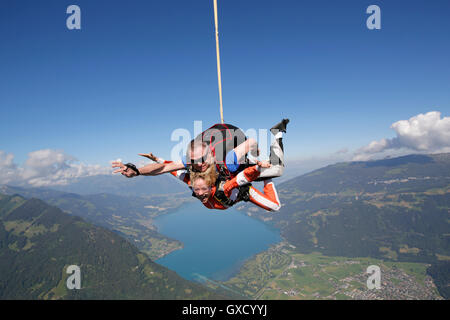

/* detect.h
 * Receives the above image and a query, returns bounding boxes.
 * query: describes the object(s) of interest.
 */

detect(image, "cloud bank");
[353,111,450,161]
[2,111,449,186]
[284,111,450,178]
[0,149,111,187]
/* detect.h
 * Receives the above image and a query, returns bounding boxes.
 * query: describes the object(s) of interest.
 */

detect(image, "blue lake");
[154,201,281,282]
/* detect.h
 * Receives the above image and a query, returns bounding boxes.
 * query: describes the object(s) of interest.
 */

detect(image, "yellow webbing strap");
[213,0,224,124]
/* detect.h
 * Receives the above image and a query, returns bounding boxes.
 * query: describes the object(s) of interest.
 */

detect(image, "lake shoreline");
[151,201,282,282]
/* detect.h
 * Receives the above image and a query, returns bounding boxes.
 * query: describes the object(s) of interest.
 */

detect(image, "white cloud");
[392,111,450,151]
[0,151,18,185]
[0,151,16,169]
[0,149,111,187]
[286,111,450,173]
[353,111,450,161]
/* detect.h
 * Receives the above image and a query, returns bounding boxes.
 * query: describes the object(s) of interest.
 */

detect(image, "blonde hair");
[190,160,218,188]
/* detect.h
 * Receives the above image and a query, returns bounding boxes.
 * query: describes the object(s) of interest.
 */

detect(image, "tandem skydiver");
[128,119,289,212]
[112,119,289,184]
[144,153,281,212]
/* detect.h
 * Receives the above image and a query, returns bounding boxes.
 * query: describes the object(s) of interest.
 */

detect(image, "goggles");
[186,149,212,172]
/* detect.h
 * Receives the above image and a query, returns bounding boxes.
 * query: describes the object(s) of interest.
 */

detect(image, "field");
[220,242,443,300]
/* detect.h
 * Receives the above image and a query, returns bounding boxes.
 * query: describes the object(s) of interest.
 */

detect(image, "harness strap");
[213,180,251,208]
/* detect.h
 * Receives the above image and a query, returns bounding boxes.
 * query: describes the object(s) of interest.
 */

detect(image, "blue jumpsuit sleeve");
[225,150,239,173]
[181,155,188,169]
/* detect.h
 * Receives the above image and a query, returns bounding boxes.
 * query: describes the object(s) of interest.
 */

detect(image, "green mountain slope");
[245,153,450,260]
[0,185,192,259]
[236,153,450,298]
[0,194,226,299]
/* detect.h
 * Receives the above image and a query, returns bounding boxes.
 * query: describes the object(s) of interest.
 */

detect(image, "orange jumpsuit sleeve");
[223,165,260,195]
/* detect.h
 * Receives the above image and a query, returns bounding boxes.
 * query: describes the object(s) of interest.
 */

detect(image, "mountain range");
[0,193,228,299]
[1,152,449,299]
[237,153,450,298]
[0,185,194,260]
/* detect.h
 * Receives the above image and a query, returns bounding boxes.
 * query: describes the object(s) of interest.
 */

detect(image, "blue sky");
[1,0,450,173]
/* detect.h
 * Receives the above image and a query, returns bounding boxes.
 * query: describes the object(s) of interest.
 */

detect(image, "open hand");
[138,152,158,162]
[112,161,137,178]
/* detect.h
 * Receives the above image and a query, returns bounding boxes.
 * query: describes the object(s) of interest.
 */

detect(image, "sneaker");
[270,118,289,135]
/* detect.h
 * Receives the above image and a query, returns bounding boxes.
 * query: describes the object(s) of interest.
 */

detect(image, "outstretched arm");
[233,138,259,162]
[140,161,185,175]
[138,153,191,186]
[112,160,185,177]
